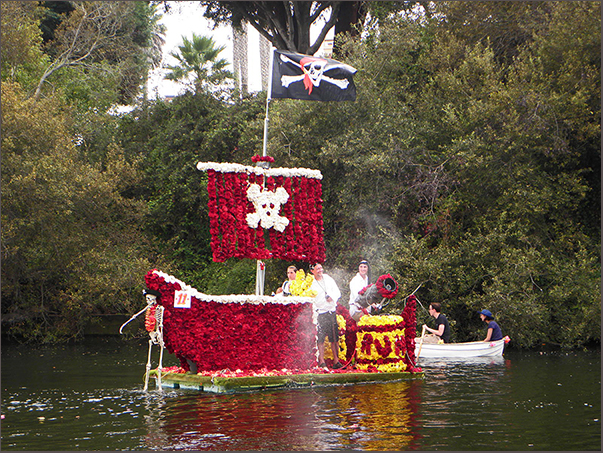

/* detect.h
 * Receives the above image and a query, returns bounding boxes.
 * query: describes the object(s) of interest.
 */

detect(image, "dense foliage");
[1,1,163,341]
[267,1,600,348]
[1,1,599,348]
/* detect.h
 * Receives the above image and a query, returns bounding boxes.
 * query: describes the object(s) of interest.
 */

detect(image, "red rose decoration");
[251,155,275,163]
[144,270,317,373]
[375,274,398,299]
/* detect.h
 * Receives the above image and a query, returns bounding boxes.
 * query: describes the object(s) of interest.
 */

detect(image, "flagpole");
[255,48,275,295]
[262,48,274,157]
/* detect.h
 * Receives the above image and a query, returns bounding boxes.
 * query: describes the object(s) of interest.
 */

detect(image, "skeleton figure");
[119,289,166,391]
[142,290,165,392]
[246,183,290,232]
[280,54,351,93]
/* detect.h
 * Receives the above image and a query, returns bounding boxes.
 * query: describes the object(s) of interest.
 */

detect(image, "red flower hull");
[145,270,317,372]
[144,270,421,374]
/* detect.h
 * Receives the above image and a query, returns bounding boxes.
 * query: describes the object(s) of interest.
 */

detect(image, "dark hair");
[430,302,442,313]
[358,260,371,284]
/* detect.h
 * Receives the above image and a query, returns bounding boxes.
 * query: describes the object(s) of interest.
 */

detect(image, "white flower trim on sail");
[196,161,323,179]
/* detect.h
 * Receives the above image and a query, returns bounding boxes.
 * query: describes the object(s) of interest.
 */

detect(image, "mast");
[255,48,275,295]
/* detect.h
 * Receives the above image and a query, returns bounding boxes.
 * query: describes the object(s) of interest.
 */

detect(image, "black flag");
[270,50,357,101]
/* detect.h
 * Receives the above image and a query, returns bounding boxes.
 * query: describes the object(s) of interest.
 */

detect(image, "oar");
[416,325,427,361]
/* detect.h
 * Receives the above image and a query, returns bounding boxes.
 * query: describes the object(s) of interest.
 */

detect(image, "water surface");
[1,338,600,450]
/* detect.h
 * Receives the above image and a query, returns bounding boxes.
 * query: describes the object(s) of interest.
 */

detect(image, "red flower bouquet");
[401,294,418,368]
[375,274,399,299]
[251,155,275,163]
[145,306,156,332]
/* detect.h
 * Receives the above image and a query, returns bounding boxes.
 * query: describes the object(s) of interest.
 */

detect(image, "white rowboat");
[415,338,507,359]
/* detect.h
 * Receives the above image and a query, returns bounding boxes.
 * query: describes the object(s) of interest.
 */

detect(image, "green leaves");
[265,2,600,348]
[164,33,233,93]
[2,1,598,348]
[1,81,153,341]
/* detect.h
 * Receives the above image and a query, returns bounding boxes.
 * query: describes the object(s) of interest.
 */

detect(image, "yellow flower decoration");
[289,269,317,297]
[357,314,405,328]
[356,315,407,372]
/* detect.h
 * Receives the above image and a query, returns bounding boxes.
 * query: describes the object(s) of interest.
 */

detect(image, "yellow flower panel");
[357,314,405,328]
[355,315,407,372]
[289,269,317,297]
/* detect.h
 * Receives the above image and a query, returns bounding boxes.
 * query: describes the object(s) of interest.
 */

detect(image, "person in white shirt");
[310,263,343,369]
[348,260,376,321]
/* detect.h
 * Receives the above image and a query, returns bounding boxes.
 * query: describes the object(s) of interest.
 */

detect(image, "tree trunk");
[233,21,249,96]
[333,1,366,56]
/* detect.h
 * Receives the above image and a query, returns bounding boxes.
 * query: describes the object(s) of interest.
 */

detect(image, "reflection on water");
[334,382,422,450]
[1,339,600,451]
[143,381,422,451]
[415,353,600,451]
[418,357,510,433]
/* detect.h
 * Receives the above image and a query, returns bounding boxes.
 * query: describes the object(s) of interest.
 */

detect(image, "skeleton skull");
[305,60,326,85]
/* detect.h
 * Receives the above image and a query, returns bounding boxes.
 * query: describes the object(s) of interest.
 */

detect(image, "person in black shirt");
[423,302,451,343]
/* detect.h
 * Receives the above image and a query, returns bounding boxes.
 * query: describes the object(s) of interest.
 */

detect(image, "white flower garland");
[196,161,323,180]
[152,270,316,306]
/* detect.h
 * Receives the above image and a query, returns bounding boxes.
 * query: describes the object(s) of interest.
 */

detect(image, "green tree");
[0,2,166,342]
[265,2,600,348]
[164,33,232,93]
[0,2,49,89]
[28,1,164,107]
[1,82,156,341]
[116,90,265,288]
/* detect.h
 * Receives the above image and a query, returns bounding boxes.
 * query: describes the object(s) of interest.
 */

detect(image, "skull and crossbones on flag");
[271,50,357,102]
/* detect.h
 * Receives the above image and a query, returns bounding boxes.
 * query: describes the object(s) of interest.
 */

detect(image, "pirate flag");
[271,50,357,101]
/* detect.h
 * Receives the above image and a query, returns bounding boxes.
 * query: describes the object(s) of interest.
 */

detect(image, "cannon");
[354,274,399,316]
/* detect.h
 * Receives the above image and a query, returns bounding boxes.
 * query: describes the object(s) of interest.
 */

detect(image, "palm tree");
[164,33,232,92]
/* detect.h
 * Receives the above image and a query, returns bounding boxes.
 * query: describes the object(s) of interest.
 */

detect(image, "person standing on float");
[348,260,374,321]
[281,265,297,296]
[310,263,343,369]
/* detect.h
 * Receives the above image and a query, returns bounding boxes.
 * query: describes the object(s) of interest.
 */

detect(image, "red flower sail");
[198,162,325,264]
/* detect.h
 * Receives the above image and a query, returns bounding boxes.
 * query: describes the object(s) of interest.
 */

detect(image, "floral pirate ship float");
[122,50,424,393]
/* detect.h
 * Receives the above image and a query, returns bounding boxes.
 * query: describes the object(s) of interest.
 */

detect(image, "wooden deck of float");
[150,370,425,393]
